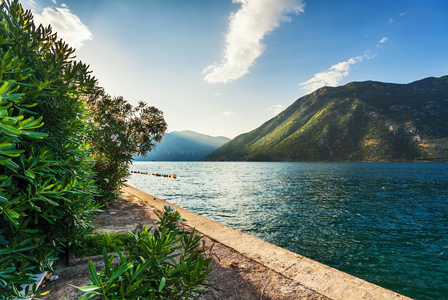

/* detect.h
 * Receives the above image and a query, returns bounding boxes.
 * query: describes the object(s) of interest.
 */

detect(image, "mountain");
[205,76,448,162]
[135,130,230,161]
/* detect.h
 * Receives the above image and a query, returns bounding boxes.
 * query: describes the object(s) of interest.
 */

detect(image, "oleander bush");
[0,1,100,298]
[77,208,212,300]
[0,1,171,299]
[85,90,167,205]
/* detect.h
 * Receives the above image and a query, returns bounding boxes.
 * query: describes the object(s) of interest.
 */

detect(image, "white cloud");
[32,5,93,49]
[267,104,285,115]
[223,111,235,116]
[387,18,394,24]
[298,56,366,94]
[399,12,407,17]
[203,0,304,84]
[377,37,388,47]
[51,0,57,4]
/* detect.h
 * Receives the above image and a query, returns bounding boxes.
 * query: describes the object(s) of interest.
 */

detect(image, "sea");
[127,161,448,300]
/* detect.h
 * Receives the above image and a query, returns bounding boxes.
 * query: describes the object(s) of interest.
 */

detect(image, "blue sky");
[23,0,448,138]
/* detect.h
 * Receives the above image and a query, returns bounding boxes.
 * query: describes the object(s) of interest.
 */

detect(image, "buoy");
[173,174,177,179]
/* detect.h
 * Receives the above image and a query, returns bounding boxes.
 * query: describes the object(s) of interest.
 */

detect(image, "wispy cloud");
[32,4,93,49]
[298,55,367,94]
[267,104,285,115]
[203,0,304,84]
[51,0,57,4]
[223,111,235,116]
[387,11,407,25]
[377,37,388,47]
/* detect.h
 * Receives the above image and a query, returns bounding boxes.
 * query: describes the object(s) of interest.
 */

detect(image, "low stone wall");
[124,184,412,300]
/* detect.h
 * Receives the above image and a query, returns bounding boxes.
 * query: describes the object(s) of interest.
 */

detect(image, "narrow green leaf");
[0,123,21,135]
[124,281,141,296]
[5,214,18,226]
[158,277,166,292]
[43,184,55,190]
[0,143,12,148]
[105,262,132,285]
[0,80,14,94]
[76,285,100,292]
[0,157,11,165]
[88,261,101,287]
[0,149,24,157]
[76,290,101,300]
[25,170,35,179]
[21,131,48,139]
[5,160,19,170]
[40,196,59,206]
[132,259,152,279]
[5,208,19,218]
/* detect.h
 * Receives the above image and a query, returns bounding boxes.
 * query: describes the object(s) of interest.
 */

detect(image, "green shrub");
[77,208,212,300]
[0,1,100,298]
[0,1,168,298]
[73,233,130,258]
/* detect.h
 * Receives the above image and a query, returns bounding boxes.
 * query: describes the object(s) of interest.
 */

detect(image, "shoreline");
[124,184,411,300]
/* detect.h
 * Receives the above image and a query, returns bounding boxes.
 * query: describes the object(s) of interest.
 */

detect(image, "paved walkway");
[39,185,411,299]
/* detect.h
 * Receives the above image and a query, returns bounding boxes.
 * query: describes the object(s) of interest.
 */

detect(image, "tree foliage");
[86,89,167,205]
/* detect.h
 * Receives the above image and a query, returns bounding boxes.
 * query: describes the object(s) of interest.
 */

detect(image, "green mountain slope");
[205,76,448,161]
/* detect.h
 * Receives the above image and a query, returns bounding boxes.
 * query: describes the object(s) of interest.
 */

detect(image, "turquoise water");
[127,162,448,299]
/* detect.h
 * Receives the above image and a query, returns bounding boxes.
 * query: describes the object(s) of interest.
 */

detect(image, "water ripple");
[128,162,448,300]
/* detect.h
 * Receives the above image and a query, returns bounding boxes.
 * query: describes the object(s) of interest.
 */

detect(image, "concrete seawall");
[124,184,411,300]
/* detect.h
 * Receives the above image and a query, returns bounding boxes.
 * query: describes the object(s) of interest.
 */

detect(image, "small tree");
[86,89,167,204]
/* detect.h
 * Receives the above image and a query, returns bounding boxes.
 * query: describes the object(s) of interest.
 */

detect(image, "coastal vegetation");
[0,1,197,299]
[0,1,99,297]
[206,76,448,161]
[77,208,212,299]
[86,90,167,205]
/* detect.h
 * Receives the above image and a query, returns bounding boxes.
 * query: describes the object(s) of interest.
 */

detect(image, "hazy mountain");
[205,76,448,162]
[135,130,230,161]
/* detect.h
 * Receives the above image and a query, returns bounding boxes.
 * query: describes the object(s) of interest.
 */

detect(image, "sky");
[22,0,448,139]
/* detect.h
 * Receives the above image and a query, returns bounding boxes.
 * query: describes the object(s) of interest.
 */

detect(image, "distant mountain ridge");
[136,130,230,161]
[205,76,448,161]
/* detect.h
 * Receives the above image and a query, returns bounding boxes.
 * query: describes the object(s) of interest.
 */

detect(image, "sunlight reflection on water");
[127,161,448,299]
